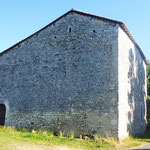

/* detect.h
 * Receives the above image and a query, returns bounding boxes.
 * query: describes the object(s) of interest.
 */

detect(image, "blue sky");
[0,0,150,61]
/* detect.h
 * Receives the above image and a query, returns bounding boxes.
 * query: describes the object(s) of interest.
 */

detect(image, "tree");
[146,61,150,127]
[147,61,150,98]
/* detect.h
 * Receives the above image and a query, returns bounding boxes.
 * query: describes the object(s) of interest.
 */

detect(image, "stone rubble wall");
[0,12,119,137]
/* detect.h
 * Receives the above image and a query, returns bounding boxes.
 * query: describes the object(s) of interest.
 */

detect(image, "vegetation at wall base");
[0,126,118,150]
[1,126,150,149]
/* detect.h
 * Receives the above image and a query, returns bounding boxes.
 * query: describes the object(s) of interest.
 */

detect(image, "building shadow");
[127,46,146,137]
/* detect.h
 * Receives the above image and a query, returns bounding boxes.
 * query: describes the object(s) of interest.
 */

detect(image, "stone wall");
[0,12,119,137]
[118,27,147,139]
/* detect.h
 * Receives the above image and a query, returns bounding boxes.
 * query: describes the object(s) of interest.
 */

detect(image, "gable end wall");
[0,13,119,137]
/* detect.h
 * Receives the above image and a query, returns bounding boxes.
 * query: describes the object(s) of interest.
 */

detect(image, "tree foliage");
[146,61,150,127]
[147,61,150,98]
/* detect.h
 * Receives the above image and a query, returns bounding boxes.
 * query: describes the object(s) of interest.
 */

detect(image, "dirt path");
[131,143,150,149]
[11,141,81,150]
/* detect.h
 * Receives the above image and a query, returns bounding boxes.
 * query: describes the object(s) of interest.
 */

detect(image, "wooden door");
[0,104,6,126]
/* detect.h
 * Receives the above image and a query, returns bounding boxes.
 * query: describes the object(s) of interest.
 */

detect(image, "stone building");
[0,9,148,139]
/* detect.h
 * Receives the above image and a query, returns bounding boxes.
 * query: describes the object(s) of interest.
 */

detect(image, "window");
[69,28,71,33]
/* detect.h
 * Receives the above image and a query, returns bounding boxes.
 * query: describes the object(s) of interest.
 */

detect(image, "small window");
[93,30,96,33]
[69,28,72,33]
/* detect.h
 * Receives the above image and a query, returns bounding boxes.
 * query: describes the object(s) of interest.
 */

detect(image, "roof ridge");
[71,9,124,25]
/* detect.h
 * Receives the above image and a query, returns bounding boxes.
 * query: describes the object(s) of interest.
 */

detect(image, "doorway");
[0,104,6,126]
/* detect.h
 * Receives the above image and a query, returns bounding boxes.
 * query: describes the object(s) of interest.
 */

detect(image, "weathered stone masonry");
[0,10,147,139]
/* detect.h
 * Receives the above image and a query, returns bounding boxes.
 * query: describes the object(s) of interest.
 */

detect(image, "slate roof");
[0,9,148,64]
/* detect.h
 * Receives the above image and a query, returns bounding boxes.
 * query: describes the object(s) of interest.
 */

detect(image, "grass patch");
[118,137,143,149]
[0,127,118,150]
[2,127,150,150]
[118,131,150,149]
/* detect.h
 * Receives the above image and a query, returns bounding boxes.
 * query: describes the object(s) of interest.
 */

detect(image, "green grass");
[0,127,117,150]
[2,127,150,150]
[118,137,144,149]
